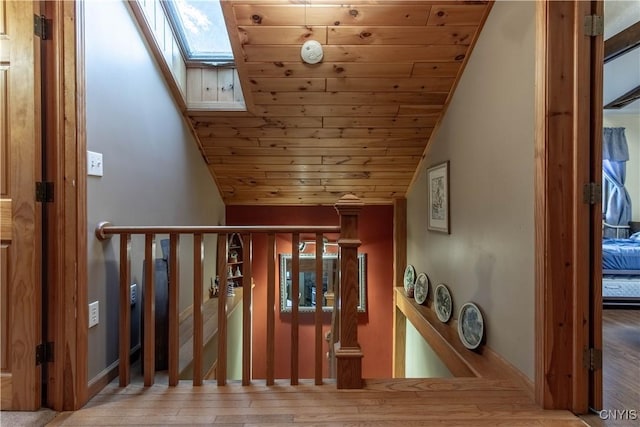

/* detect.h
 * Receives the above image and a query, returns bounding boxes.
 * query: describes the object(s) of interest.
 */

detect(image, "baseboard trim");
[87,345,141,400]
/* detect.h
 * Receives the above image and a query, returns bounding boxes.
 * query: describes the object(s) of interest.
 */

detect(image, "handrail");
[95,222,341,240]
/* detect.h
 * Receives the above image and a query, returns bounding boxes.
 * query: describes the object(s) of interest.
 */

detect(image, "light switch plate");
[87,151,103,176]
[88,301,99,328]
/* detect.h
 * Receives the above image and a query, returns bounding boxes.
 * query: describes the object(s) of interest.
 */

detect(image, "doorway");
[592,0,640,422]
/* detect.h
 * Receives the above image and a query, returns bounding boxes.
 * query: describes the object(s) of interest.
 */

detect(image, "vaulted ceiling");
[190,1,493,205]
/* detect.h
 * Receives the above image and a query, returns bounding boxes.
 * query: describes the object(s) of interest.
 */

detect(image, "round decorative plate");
[414,273,429,305]
[403,265,416,297]
[457,302,484,350]
[434,284,452,323]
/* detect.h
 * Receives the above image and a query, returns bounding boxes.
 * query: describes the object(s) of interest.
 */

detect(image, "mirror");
[279,253,366,313]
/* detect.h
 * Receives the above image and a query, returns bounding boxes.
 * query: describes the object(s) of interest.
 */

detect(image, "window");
[163,0,234,64]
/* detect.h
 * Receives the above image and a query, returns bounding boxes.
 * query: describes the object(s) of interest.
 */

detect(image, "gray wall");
[85,0,225,380]
[406,1,536,380]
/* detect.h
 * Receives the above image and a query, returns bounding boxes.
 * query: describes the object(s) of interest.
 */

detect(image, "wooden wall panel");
[1,68,7,197]
[1,247,9,371]
[232,5,433,26]
[328,26,476,45]
[245,62,414,78]
[239,26,327,45]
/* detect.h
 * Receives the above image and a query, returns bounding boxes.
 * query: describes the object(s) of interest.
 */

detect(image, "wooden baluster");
[119,234,131,387]
[315,232,323,385]
[266,232,276,385]
[291,233,300,385]
[143,234,156,387]
[334,195,364,389]
[216,234,228,386]
[168,234,180,386]
[241,233,252,386]
[193,234,204,386]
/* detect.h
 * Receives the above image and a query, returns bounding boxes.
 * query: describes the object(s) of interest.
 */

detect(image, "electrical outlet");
[87,151,103,176]
[88,301,99,328]
[130,283,137,306]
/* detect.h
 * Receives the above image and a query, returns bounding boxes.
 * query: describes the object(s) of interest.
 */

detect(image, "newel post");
[334,194,364,389]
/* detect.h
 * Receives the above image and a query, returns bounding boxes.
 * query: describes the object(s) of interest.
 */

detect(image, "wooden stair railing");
[94,195,363,389]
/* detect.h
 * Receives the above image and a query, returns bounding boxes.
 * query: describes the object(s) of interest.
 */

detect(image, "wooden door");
[0,0,43,410]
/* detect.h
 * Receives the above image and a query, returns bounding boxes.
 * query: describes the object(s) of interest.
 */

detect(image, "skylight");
[163,0,234,64]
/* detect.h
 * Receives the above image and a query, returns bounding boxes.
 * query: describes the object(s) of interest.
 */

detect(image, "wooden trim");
[73,0,88,409]
[314,232,323,385]
[192,234,204,386]
[604,21,640,63]
[290,233,299,385]
[589,0,604,412]
[534,0,548,411]
[143,235,156,386]
[241,233,252,386]
[395,289,534,398]
[535,0,594,412]
[266,232,275,385]
[118,234,132,387]
[0,199,11,242]
[0,373,12,408]
[572,0,592,413]
[168,234,180,386]
[216,234,228,386]
[392,197,407,378]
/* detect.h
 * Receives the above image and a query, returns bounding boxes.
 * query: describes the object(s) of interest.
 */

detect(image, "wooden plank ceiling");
[190,1,493,205]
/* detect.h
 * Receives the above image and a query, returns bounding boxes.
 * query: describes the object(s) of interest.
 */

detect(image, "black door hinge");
[583,347,602,371]
[34,15,51,40]
[36,182,54,203]
[583,182,601,205]
[36,342,54,365]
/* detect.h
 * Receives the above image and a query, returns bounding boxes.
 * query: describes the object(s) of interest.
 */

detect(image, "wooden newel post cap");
[334,194,364,215]
[95,221,113,241]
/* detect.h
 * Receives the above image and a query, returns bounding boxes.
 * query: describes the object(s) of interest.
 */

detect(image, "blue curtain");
[602,127,632,238]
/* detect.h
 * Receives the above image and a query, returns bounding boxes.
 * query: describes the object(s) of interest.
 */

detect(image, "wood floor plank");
[49,377,584,426]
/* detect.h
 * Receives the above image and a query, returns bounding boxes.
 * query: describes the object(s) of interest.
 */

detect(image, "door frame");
[534,0,603,413]
[40,0,88,411]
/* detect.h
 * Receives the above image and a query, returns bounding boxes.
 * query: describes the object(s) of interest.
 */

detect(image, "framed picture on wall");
[427,161,450,234]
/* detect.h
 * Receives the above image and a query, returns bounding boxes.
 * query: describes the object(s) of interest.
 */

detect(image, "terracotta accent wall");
[226,205,393,379]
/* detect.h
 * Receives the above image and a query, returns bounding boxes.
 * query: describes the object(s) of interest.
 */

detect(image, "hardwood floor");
[582,309,640,427]
[47,377,586,426]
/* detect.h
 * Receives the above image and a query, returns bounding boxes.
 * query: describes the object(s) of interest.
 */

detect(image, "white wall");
[86,0,225,380]
[405,320,453,378]
[603,113,640,222]
[406,1,536,380]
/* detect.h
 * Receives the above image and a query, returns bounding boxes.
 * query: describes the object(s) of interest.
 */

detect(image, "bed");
[602,231,640,307]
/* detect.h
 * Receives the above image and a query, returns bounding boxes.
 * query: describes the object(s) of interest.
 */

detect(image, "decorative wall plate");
[403,265,416,298]
[414,273,429,305]
[457,302,484,350]
[434,283,452,323]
